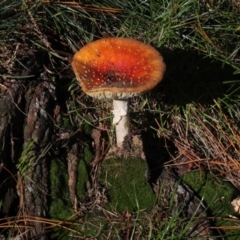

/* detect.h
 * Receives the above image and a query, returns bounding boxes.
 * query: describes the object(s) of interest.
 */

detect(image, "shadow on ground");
[151,48,240,106]
[133,48,240,185]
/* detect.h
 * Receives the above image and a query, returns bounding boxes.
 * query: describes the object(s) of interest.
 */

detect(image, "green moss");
[49,157,72,220]
[98,158,155,212]
[49,199,72,220]
[83,120,93,135]
[17,140,36,175]
[183,171,240,239]
[61,117,71,129]
[49,146,93,219]
[76,147,93,200]
[183,171,237,215]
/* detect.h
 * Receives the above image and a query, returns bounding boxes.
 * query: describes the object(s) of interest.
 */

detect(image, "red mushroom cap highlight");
[72,38,166,99]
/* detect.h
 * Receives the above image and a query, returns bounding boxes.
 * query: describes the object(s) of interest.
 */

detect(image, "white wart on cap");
[72,38,166,99]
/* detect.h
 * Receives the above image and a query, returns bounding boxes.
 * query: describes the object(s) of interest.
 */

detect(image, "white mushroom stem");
[112,99,130,147]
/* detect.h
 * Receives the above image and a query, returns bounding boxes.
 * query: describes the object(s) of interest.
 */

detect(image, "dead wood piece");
[67,143,79,210]
[91,128,109,166]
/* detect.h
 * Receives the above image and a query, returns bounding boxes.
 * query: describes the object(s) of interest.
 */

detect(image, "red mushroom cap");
[72,38,166,99]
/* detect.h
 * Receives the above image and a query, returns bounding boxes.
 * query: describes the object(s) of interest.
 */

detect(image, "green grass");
[1,0,240,239]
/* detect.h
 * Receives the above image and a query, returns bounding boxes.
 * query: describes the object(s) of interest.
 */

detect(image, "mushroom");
[72,37,165,147]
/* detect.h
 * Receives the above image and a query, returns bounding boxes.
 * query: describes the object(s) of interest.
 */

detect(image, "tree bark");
[19,81,55,239]
[0,80,24,217]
